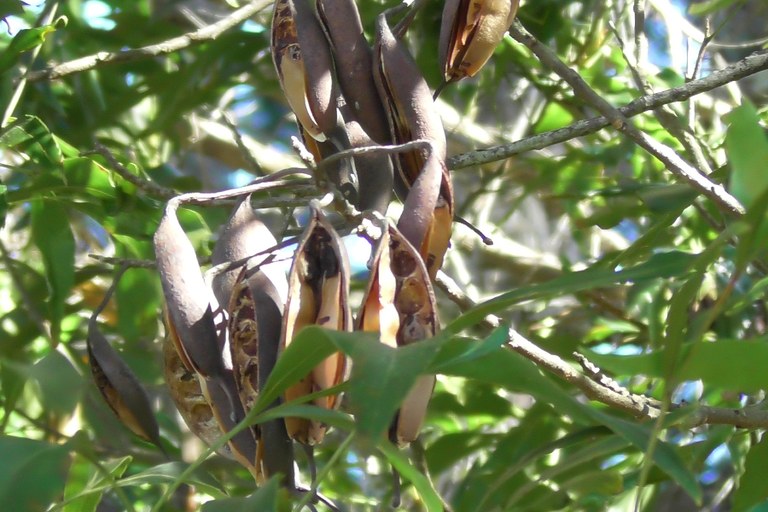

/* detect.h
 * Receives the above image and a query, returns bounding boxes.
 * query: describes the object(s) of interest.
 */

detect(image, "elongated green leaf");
[28,350,82,418]
[62,456,132,512]
[438,347,593,423]
[429,325,509,372]
[31,200,75,342]
[593,412,701,503]
[587,339,768,393]
[0,436,71,511]
[201,476,281,512]
[117,462,224,497]
[378,441,443,512]
[732,434,768,512]
[0,115,63,165]
[253,325,339,416]
[332,332,443,441]
[446,251,696,335]
[0,24,57,73]
[726,102,768,208]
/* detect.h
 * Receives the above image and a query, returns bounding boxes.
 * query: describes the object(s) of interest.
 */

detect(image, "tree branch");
[438,271,768,429]
[447,47,768,183]
[26,0,272,82]
[504,21,745,216]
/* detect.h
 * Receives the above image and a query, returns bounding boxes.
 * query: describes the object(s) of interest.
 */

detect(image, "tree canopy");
[2,0,768,510]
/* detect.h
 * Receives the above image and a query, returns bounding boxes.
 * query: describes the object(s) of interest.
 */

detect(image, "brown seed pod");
[357,223,437,445]
[315,0,390,145]
[162,321,234,459]
[280,205,350,445]
[228,261,295,485]
[154,204,260,480]
[373,13,447,186]
[439,0,520,85]
[272,0,338,142]
[211,195,280,310]
[373,14,454,278]
[153,205,223,380]
[87,319,163,450]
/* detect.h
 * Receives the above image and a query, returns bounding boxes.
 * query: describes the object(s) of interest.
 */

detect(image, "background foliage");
[2,0,768,510]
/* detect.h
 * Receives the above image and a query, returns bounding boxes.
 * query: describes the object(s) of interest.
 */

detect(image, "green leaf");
[62,455,132,512]
[733,434,768,512]
[117,462,224,497]
[28,350,83,418]
[587,339,768,393]
[30,200,75,342]
[0,24,57,74]
[0,435,71,511]
[429,325,509,373]
[331,331,444,441]
[378,441,444,512]
[726,102,768,208]
[438,347,593,424]
[0,115,63,165]
[446,251,696,335]
[591,413,701,503]
[253,325,338,416]
[201,477,282,512]
[689,0,740,15]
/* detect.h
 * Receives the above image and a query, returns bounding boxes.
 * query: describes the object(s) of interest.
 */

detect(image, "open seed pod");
[228,259,295,485]
[162,319,234,459]
[154,204,260,480]
[87,319,163,450]
[373,14,454,278]
[272,0,338,142]
[357,222,438,445]
[280,205,351,445]
[439,0,520,86]
[373,13,447,188]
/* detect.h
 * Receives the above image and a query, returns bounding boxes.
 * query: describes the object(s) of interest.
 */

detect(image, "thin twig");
[86,144,177,200]
[26,0,273,82]
[508,21,745,217]
[447,49,768,174]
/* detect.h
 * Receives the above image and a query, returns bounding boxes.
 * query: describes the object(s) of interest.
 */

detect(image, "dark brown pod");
[357,223,437,445]
[280,205,351,445]
[87,319,163,450]
[272,0,338,141]
[316,0,390,145]
[439,0,520,85]
[154,204,260,480]
[211,196,279,309]
[228,261,295,485]
[373,13,447,188]
[153,205,223,380]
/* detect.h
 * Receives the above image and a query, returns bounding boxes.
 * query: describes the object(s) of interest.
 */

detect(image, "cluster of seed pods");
[86,0,518,494]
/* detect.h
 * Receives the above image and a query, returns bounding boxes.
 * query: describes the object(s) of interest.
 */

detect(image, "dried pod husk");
[272,0,338,142]
[228,262,295,486]
[153,205,224,380]
[397,150,454,280]
[357,223,437,445]
[154,205,260,479]
[280,206,351,445]
[87,319,163,450]
[373,15,454,277]
[316,0,390,145]
[211,195,281,310]
[162,322,234,459]
[373,13,447,188]
[439,0,520,84]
